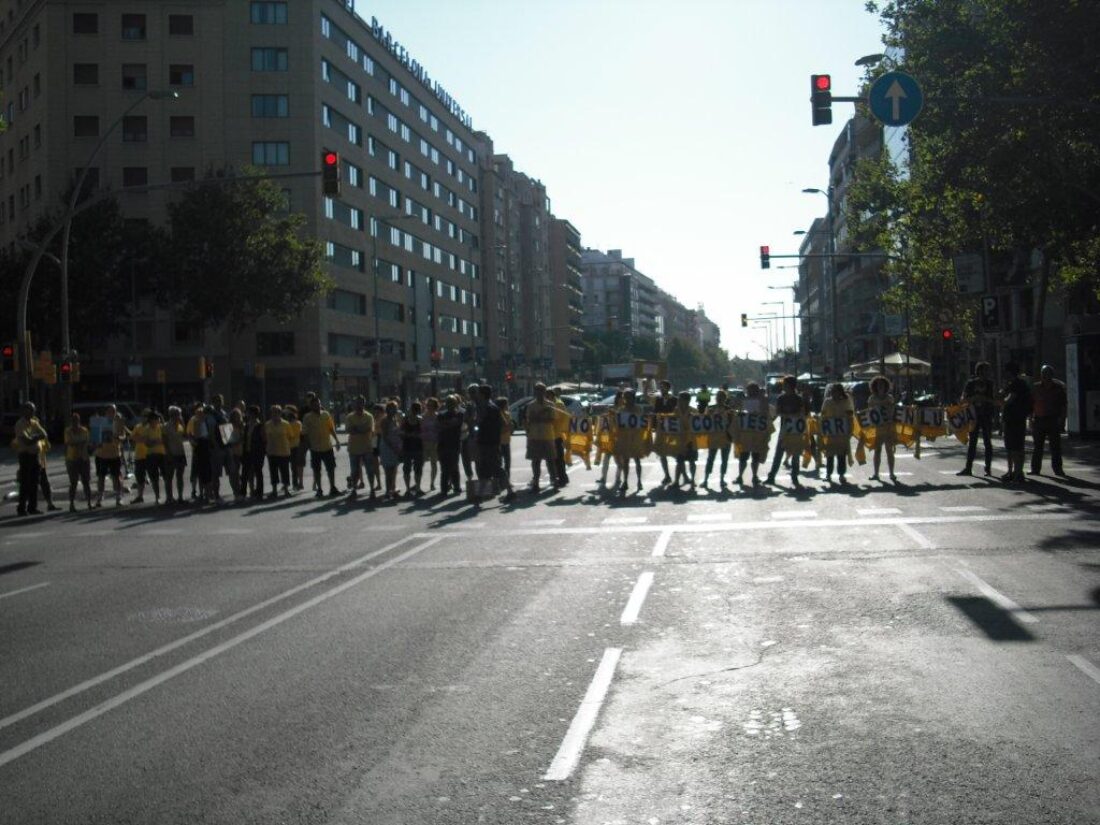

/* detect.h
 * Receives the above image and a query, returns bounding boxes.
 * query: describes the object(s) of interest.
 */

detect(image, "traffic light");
[760,245,770,270]
[60,361,72,383]
[741,313,748,328]
[505,370,514,383]
[322,151,341,197]
[942,328,954,341]
[1,343,14,372]
[811,74,833,126]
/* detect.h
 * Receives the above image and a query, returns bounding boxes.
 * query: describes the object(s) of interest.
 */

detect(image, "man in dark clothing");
[460,383,479,481]
[1000,363,1032,483]
[957,361,996,476]
[1030,364,1067,476]
[474,384,514,501]
[766,375,809,487]
[436,396,464,497]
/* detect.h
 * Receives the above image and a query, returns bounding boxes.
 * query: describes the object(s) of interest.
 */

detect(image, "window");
[170,167,195,182]
[173,322,201,345]
[257,331,295,356]
[169,116,195,137]
[252,141,289,165]
[168,14,193,35]
[327,289,367,316]
[121,63,147,91]
[325,241,363,271]
[72,12,97,34]
[376,299,404,322]
[122,115,147,142]
[73,115,99,137]
[327,333,365,358]
[251,94,288,118]
[73,63,98,85]
[251,47,287,72]
[168,64,194,86]
[33,123,40,147]
[121,13,146,40]
[250,2,288,24]
[122,167,148,187]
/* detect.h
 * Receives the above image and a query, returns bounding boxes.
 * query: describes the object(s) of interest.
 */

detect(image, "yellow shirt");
[11,416,47,456]
[301,410,336,452]
[264,419,292,457]
[344,410,375,455]
[65,425,90,461]
[500,410,513,445]
[287,419,302,449]
[163,421,186,456]
[144,422,166,455]
[525,401,556,442]
[131,423,148,460]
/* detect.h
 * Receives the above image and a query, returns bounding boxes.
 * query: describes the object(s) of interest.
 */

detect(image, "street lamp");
[762,301,787,355]
[802,186,838,378]
[17,89,179,401]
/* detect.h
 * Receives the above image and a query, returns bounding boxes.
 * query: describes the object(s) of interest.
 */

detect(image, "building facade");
[580,248,660,344]
[0,0,490,403]
[548,217,583,379]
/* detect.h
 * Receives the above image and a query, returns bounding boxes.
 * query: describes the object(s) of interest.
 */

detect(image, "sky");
[362,0,887,361]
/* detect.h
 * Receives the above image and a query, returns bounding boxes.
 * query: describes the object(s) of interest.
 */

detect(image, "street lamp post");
[802,187,837,377]
[16,90,178,402]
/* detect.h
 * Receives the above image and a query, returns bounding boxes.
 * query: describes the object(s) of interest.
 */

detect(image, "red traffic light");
[60,362,72,374]
[814,74,832,91]
[505,370,515,382]
[942,328,954,341]
[1,344,13,358]
[323,152,338,167]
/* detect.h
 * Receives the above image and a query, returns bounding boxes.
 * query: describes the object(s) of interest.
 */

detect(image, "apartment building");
[0,0,489,402]
[548,217,583,378]
[580,248,660,343]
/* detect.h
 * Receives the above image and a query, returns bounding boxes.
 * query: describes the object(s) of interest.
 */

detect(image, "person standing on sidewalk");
[957,361,996,477]
[11,402,48,516]
[302,396,342,497]
[95,404,130,508]
[524,383,557,493]
[436,395,463,497]
[163,406,187,505]
[1030,365,1067,476]
[264,405,292,499]
[344,396,375,499]
[64,411,93,511]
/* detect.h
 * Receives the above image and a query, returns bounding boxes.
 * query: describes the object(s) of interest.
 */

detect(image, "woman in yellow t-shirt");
[284,405,305,491]
[612,390,650,494]
[264,405,293,498]
[162,406,187,504]
[64,411,93,511]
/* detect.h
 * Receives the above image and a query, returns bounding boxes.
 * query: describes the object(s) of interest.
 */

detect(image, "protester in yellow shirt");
[284,404,305,491]
[496,395,515,496]
[612,389,649,494]
[162,406,187,505]
[264,405,293,498]
[820,383,855,485]
[11,402,48,516]
[344,396,375,499]
[94,404,129,507]
[301,396,342,497]
[524,383,557,492]
[64,411,93,511]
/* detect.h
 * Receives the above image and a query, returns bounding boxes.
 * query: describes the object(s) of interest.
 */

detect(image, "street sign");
[883,314,904,336]
[127,362,143,378]
[868,71,923,127]
[981,295,1000,332]
[952,253,985,295]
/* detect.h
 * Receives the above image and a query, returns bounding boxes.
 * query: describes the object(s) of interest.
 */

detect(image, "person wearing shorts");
[264,405,293,498]
[94,404,128,507]
[302,396,341,497]
[162,406,187,504]
[344,396,375,499]
[64,411,93,511]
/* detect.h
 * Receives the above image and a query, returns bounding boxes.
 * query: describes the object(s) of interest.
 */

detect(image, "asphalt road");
[1,436,1098,825]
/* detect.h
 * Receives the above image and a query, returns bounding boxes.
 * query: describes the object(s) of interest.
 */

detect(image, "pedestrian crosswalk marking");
[771,511,817,520]
[687,513,732,523]
[940,506,987,513]
[602,516,648,525]
[857,508,902,516]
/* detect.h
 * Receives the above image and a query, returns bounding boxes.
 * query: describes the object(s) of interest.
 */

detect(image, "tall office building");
[580,248,660,343]
[548,217,583,379]
[0,0,489,401]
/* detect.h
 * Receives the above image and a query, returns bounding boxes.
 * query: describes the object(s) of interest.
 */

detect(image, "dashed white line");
[0,581,50,601]
[1067,655,1100,686]
[531,518,565,526]
[285,526,327,534]
[898,522,936,550]
[543,647,623,781]
[771,511,817,520]
[1025,503,1065,512]
[6,532,47,540]
[141,529,183,536]
[620,571,655,626]
[213,528,253,535]
[857,507,902,516]
[941,506,987,513]
[956,568,1039,623]
[0,536,441,769]
[687,513,732,523]
[651,529,672,557]
[74,531,113,537]
[602,516,648,525]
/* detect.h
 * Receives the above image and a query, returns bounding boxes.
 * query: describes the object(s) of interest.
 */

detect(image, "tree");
[0,193,149,354]
[858,0,1100,371]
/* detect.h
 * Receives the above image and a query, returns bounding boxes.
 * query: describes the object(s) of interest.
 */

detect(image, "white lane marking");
[449,523,482,529]
[74,531,113,537]
[1067,655,1100,686]
[543,647,623,781]
[939,470,960,474]
[687,513,732,523]
[0,534,419,733]
[285,526,327,534]
[213,528,253,535]
[857,507,902,516]
[141,529,183,536]
[6,532,47,540]
[0,536,440,769]
[1025,503,1065,511]
[0,581,50,601]
[956,568,1039,623]
[898,523,936,550]
[651,529,672,558]
[620,571,655,626]
[892,472,914,477]
[532,519,565,526]
[941,506,987,513]
[771,511,817,520]
[602,516,647,525]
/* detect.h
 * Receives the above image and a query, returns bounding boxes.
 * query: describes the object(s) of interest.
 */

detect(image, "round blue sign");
[868,71,923,127]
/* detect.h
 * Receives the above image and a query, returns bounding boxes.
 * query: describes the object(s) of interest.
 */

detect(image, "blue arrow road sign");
[868,71,923,127]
